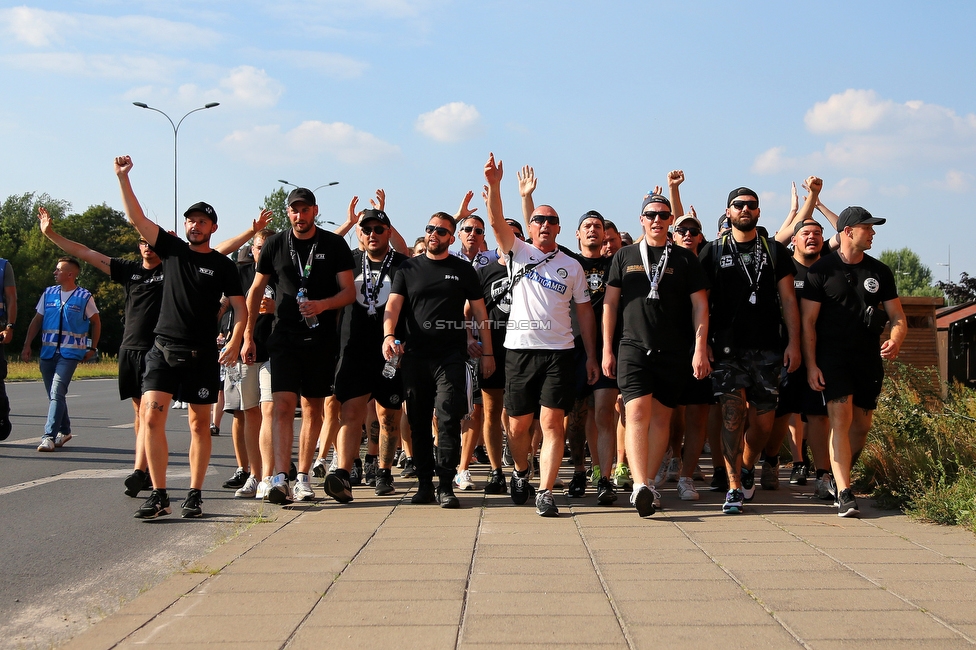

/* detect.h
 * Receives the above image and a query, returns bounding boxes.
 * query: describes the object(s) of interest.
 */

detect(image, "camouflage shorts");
[710,348,782,413]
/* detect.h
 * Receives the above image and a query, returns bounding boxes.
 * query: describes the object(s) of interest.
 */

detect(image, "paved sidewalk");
[64,466,976,650]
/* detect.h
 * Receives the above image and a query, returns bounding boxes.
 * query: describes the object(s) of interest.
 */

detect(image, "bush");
[856,362,976,529]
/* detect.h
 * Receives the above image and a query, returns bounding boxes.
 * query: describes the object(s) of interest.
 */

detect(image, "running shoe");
[311,457,328,479]
[837,488,860,518]
[293,474,315,501]
[484,469,506,494]
[256,476,272,500]
[181,489,203,518]
[741,468,756,502]
[411,481,436,504]
[501,441,513,467]
[596,476,618,505]
[590,464,602,485]
[54,432,72,448]
[666,457,680,482]
[535,489,559,517]
[612,462,634,491]
[37,436,55,452]
[760,460,779,490]
[209,424,219,437]
[723,488,744,514]
[349,458,363,486]
[654,449,672,487]
[710,466,729,492]
[374,469,396,496]
[134,489,171,519]
[400,458,417,478]
[235,475,259,498]
[454,469,476,491]
[267,474,292,505]
[510,469,533,505]
[632,484,656,518]
[324,472,353,504]
[124,469,150,498]
[437,484,460,509]
[789,463,809,486]
[473,445,490,465]
[677,476,700,501]
[815,473,837,502]
[363,457,378,487]
[567,470,587,498]
[222,467,249,489]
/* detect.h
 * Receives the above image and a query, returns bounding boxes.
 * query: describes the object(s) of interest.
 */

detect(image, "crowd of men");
[7,153,906,521]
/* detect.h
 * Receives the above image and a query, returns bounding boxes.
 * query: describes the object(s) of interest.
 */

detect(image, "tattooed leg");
[720,391,746,489]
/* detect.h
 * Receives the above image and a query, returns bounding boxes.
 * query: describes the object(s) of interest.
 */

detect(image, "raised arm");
[336,195,360,237]
[38,207,111,275]
[214,209,272,256]
[517,165,537,229]
[115,156,159,246]
[454,190,478,222]
[484,153,514,255]
[816,195,842,249]
[775,176,822,245]
[667,170,685,218]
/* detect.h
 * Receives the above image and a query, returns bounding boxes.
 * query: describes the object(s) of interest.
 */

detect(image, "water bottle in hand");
[382,340,401,379]
[296,288,319,329]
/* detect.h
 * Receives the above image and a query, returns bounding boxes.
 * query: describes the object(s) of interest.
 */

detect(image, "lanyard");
[288,231,317,289]
[726,236,765,305]
[362,248,395,316]
[639,240,671,301]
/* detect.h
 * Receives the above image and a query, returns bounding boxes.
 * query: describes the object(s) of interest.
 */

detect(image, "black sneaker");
[222,468,250,489]
[374,469,396,496]
[484,469,507,494]
[289,462,298,481]
[209,424,219,436]
[124,469,149,498]
[437,485,460,509]
[181,489,203,518]
[789,463,809,486]
[0,414,11,441]
[411,481,436,504]
[501,441,513,467]
[567,470,587,498]
[741,468,756,502]
[632,485,656,517]
[596,476,618,505]
[400,458,417,478]
[350,458,363,486]
[324,472,354,503]
[134,489,171,519]
[473,445,490,465]
[710,466,729,492]
[510,469,534,505]
[363,457,378,487]
[535,489,559,517]
[837,488,860,518]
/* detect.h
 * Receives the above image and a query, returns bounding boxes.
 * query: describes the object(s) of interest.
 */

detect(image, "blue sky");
[1,1,974,281]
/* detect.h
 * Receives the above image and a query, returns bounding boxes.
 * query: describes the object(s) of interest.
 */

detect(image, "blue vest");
[40,285,92,360]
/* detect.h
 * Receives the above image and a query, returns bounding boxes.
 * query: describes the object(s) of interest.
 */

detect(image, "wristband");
[5,324,13,329]
[482,354,494,357]
[384,334,396,339]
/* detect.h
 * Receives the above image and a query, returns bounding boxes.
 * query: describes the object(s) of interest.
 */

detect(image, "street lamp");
[278,180,339,194]
[133,101,220,230]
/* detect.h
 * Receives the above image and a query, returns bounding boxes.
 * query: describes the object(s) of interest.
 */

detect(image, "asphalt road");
[0,377,279,649]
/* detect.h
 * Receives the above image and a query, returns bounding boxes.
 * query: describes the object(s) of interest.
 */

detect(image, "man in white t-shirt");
[483,153,598,517]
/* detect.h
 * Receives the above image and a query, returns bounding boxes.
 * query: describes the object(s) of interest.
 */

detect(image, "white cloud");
[0,6,72,46]
[751,146,793,174]
[1,52,181,81]
[221,121,400,165]
[415,102,484,143]
[928,170,975,193]
[831,177,872,201]
[217,65,282,108]
[259,50,368,79]
[805,89,892,134]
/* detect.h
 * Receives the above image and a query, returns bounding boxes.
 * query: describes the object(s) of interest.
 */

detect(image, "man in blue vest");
[0,257,17,440]
[21,257,100,452]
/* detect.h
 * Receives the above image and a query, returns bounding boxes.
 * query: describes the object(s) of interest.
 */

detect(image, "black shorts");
[678,372,715,406]
[574,338,617,399]
[333,347,404,410]
[710,348,781,414]
[504,348,575,416]
[818,349,884,411]
[775,366,828,418]
[270,341,337,399]
[118,348,149,400]
[617,343,686,409]
[479,329,507,390]
[142,338,220,404]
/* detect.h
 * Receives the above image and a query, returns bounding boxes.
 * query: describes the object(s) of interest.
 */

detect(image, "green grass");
[6,355,119,381]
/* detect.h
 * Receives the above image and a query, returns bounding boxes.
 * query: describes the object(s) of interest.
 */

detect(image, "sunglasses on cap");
[730,200,759,210]
[530,215,559,225]
[642,210,672,221]
[674,226,701,237]
[425,224,452,237]
[360,224,387,235]
[460,225,485,235]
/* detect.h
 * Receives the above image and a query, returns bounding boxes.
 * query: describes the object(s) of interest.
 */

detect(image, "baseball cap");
[792,219,823,237]
[504,218,524,237]
[577,209,605,230]
[717,214,731,233]
[184,201,217,223]
[641,194,671,212]
[674,214,702,230]
[837,206,886,230]
[727,187,758,207]
[286,187,316,207]
[359,209,391,227]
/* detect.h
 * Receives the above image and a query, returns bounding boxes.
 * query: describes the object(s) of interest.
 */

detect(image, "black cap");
[359,209,391,227]
[641,194,671,212]
[577,210,605,230]
[286,187,316,207]
[184,201,217,223]
[792,219,823,237]
[727,187,758,207]
[504,218,524,237]
[717,214,731,234]
[837,206,886,230]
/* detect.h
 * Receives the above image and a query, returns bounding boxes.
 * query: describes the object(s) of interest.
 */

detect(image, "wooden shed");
[936,301,976,391]
[890,297,944,396]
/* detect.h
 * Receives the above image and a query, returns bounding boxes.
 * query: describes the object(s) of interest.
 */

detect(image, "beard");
[426,237,449,255]
[731,217,757,233]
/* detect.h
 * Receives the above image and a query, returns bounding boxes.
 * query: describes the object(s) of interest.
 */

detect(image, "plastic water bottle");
[382,341,401,379]
[226,363,242,386]
[296,288,319,329]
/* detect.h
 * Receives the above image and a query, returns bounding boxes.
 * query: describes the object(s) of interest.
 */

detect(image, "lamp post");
[278,180,339,193]
[133,101,220,231]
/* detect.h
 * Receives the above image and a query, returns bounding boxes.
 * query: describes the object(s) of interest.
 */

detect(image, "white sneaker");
[255,476,272,500]
[454,469,475,491]
[654,449,672,487]
[677,476,700,501]
[54,432,72,448]
[666,457,680,482]
[236,475,258,498]
[293,474,315,501]
[37,437,55,452]
[327,451,338,475]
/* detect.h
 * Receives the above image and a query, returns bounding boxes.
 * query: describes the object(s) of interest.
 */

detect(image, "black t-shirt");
[109,259,164,351]
[255,227,355,338]
[339,248,408,351]
[699,235,794,352]
[390,254,483,355]
[803,251,898,352]
[565,250,611,324]
[235,262,276,363]
[607,242,707,354]
[151,227,243,349]
[478,259,511,330]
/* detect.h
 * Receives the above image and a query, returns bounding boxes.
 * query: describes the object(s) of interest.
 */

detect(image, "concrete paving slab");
[288,624,459,650]
[776,610,963,641]
[125,613,308,644]
[755,587,915,612]
[628,623,802,648]
[460,613,625,644]
[463,591,614,616]
[608,578,746,601]
[616,596,773,626]
[324,579,467,600]
[303,598,463,626]
[468,571,604,593]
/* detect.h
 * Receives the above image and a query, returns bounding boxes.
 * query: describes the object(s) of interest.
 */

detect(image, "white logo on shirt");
[199,267,214,276]
[445,274,460,281]
[719,255,733,268]
[863,277,880,293]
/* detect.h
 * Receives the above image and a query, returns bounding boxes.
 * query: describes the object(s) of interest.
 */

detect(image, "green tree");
[937,272,976,306]
[261,187,289,234]
[879,248,943,298]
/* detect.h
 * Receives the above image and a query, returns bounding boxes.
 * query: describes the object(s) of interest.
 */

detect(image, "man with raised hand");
[22,257,100,453]
[114,155,245,519]
[602,194,710,517]
[699,187,800,515]
[382,212,493,508]
[243,187,355,505]
[484,153,598,518]
[802,207,906,517]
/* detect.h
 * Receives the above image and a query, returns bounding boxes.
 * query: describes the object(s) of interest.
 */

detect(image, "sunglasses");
[425,224,453,237]
[674,227,701,237]
[530,215,559,225]
[730,200,759,210]
[642,211,672,221]
[460,226,485,235]
[360,224,387,235]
